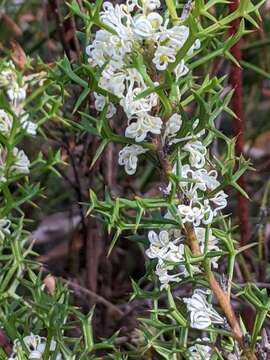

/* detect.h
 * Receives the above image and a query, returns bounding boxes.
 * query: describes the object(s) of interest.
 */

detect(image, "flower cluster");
[8,333,62,360]
[0,61,37,178]
[146,227,219,289]
[0,61,37,135]
[147,126,227,288]
[86,1,200,175]
[183,289,224,329]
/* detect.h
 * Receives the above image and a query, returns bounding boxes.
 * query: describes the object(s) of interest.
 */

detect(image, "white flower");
[174,60,189,80]
[11,148,30,175]
[98,63,127,97]
[86,30,132,68]
[178,203,204,227]
[195,227,220,268]
[210,190,228,215]
[183,289,224,330]
[195,168,220,191]
[118,144,147,175]
[146,230,171,259]
[7,85,27,107]
[94,92,116,118]
[187,338,212,360]
[153,45,176,70]
[164,113,182,139]
[0,218,11,241]
[100,2,133,40]
[133,12,163,38]
[125,113,162,142]
[9,333,62,360]
[155,261,182,290]
[156,25,189,49]
[0,110,13,136]
[120,86,158,118]
[183,140,207,169]
[20,113,37,136]
[0,62,17,88]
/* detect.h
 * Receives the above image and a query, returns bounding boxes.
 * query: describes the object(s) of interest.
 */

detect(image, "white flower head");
[195,227,220,268]
[155,261,182,290]
[93,92,116,118]
[210,190,228,215]
[146,230,170,259]
[153,45,176,71]
[7,85,27,108]
[98,63,126,98]
[100,2,133,40]
[0,110,13,136]
[9,333,62,360]
[118,144,147,175]
[183,140,207,169]
[187,338,212,360]
[0,218,11,241]
[20,113,37,136]
[164,113,182,139]
[174,60,189,80]
[125,113,162,142]
[120,86,158,118]
[11,148,30,175]
[183,289,224,330]
[133,12,163,38]
[178,203,204,227]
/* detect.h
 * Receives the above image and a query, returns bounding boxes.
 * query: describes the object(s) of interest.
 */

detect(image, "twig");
[48,0,71,60]
[153,135,257,359]
[63,279,124,318]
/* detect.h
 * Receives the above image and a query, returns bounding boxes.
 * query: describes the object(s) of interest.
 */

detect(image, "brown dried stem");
[153,136,257,359]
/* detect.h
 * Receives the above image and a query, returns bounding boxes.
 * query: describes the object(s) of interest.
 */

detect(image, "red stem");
[229,0,250,246]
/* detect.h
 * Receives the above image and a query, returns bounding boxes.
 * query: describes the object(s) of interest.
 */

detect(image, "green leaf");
[90,139,109,169]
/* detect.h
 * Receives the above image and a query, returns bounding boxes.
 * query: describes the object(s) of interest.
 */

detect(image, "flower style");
[8,333,62,360]
[118,144,147,175]
[183,289,224,329]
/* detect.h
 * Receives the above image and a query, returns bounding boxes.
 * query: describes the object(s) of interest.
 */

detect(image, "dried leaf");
[1,14,22,38]
[10,40,27,70]
[43,274,56,296]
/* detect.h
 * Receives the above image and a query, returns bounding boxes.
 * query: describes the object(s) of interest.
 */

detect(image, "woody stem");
[154,137,256,359]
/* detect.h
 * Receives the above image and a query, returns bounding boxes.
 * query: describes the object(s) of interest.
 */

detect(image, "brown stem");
[183,223,201,256]
[184,223,258,360]
[153,136,257,359]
